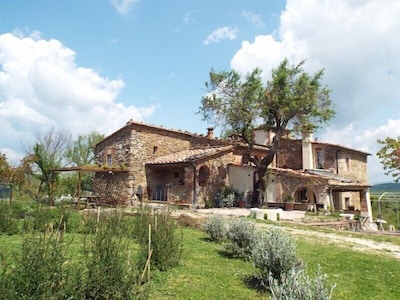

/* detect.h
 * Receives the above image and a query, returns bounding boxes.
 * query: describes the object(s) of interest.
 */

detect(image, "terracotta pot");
[238,200,246,208]
[284,202,294,211]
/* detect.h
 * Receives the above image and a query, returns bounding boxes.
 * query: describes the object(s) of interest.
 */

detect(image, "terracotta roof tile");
[146,145,233,165]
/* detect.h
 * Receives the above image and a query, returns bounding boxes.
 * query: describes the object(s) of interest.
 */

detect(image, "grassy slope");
[297,238,400,299]
[150,228,267,300]
[1,226,399,299]
[150,226,400,300]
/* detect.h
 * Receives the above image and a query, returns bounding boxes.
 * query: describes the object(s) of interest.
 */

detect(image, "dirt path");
[178,208,400,260]
[280,227,400,259]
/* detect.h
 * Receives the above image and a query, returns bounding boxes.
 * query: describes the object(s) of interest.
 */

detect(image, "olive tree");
[65,131,104,167]
[199,58,335,173]
[31,128,71,204]
[63,131,105,194]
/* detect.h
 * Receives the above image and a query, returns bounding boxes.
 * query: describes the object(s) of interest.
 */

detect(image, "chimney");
[206,127,214,139]
[302,133,313,170]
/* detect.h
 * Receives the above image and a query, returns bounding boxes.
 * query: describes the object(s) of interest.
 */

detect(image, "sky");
[0,0,399,184]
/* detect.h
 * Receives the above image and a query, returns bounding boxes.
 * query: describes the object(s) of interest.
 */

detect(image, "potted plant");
[283,194,294,211]
[238,199,246,208]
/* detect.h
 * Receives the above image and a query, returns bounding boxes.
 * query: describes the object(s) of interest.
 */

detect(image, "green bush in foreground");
[202,214,226,242]
[82,211,147,299]
[0,202,19,235]
[3,231,71,299]
[252,227,302,286]
[135,206,183,272]
[224,217,258,259]
[268,265,335,300]
[0,211,149,299]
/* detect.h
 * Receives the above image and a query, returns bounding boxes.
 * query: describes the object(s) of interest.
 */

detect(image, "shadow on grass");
[217,248,237,259]
[243,274,267,293]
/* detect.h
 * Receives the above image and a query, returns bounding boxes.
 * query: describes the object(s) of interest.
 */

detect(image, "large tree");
[377,136,400,182]
[200,58,335,171]
[65,131,104,166]
[31,128,71,204]
[63,131,105,194]
[0,153,33,204]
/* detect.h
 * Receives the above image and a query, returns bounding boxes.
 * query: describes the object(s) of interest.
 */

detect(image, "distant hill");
[371,182,400,193]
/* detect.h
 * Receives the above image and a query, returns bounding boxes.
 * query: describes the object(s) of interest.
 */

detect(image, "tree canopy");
[377,136,400,182]
[30,128,71,203]
[0,152,33,203]
[199,58,335,169]
[65,131,104,166]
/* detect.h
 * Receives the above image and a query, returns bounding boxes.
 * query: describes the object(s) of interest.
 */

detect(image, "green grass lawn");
[297,238,400,300]
[1,225,399,299]
[150,228,267,300]
[150,227,400,300]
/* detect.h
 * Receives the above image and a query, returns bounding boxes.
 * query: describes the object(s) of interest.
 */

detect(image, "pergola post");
[77,169,82,202]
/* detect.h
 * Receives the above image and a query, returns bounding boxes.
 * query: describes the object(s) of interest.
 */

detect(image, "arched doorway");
[294,187,316,203]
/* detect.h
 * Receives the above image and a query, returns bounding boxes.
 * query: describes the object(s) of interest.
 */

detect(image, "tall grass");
[1,230,72,299]
[134,205,182,272]
[0,210,148,299]
[82,211,147,299]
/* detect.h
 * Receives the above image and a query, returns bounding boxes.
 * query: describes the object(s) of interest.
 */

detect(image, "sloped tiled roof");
[271,167,370,188]
[146,145,234,165]
[306,169,354,183]
[96,119,229,147]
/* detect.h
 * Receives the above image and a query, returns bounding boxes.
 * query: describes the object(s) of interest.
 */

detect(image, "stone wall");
[336,150,368,183]
[311,144,368,183]
[276,139,303,170]
[94,122,231,205]
[194,152,234,207]
[275,175,328,205]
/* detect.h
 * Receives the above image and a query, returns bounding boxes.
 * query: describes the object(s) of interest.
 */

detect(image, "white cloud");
[0,32,156,156]
[111,0,139,15]
[183,10,196,24]
[242,11,265,28]
[204,26,238,45]
[230,0,400,183]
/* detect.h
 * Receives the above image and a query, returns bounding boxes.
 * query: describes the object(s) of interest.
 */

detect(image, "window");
[315,149,324,169]
[345,197,350,209]
[174,171,179,178]
[153,146,158,155]
[198,165,210,186]
[107,154,112,166]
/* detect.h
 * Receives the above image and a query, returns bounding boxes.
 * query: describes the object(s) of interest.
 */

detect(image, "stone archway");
[294,186,316,203]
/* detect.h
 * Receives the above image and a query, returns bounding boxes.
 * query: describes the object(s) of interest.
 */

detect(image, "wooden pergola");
[51,166,128,206]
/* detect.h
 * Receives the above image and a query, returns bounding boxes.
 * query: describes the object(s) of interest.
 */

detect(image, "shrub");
[215,185,244,207]
[28,206,83,233]
[9,202,34,219]
[82,211,146,299]
[0,202,19,235]
[6,231,72,299]
[178,213,204,229]
[224,218,257,259]
[134,206,183,272]
[252,226,302,286]
[202,215,226,242]
[0,210,147,299]
[268,265,336,300]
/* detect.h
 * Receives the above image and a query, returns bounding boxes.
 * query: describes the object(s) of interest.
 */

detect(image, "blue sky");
[1,0,400,184]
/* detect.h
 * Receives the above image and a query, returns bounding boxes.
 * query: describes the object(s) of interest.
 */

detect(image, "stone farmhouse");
[93,119,372,218]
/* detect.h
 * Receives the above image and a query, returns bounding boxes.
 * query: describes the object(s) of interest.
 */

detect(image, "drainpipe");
[192,162,197,209]
[336,151,340,174]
